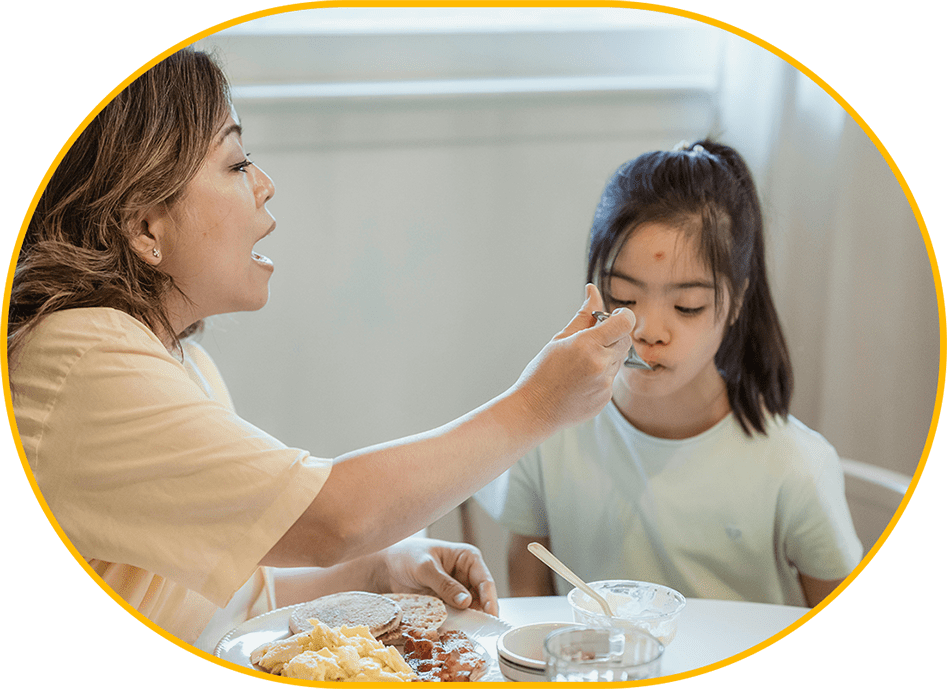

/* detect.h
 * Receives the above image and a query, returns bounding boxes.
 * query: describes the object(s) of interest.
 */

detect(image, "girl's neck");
[612,369,731,440]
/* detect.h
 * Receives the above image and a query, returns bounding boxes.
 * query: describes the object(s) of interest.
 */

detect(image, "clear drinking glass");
[543,625,664,682]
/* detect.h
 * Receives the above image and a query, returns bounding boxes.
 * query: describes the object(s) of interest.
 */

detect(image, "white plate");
[214,603,512,682]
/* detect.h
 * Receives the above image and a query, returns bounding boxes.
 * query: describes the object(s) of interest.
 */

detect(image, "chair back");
[840,458,911,554]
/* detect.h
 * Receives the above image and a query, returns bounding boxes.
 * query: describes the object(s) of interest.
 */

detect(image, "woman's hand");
[512,283,635,435]
[373,537,499,616]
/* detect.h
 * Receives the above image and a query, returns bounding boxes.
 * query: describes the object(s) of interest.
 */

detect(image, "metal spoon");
[591,311,652,370]
[527,542,614,617]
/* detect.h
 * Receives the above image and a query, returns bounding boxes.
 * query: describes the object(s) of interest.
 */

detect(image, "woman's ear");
[130,206,170,266]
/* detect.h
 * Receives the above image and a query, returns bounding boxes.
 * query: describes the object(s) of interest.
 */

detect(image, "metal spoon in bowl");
[591,311,652,370]
[527,542,614,618]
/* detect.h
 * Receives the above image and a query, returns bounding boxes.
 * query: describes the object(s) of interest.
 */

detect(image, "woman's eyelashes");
[231,154,254,173]
[675,305,706,316]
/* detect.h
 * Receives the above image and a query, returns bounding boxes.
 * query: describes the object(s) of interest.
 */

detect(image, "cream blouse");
[12,307,331,648]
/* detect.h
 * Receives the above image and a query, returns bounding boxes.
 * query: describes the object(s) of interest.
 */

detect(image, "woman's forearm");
[262,386,548,567]
[261,287,634,569]
[271,553,384,608]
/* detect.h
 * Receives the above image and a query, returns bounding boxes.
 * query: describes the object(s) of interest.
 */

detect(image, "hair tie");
[671,140,710,157]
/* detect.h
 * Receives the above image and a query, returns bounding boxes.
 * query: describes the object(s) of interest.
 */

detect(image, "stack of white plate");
[496,622,575,682]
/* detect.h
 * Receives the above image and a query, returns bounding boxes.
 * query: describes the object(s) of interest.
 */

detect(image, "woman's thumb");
[557,283,604,339]
[585,283,605,312]
[426,570,473,610]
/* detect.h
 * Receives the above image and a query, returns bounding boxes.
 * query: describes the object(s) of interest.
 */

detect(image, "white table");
[495,596,809,678]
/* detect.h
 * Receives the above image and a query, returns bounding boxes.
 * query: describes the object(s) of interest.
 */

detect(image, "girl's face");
[158,111,277,320]
[605,221,731,400]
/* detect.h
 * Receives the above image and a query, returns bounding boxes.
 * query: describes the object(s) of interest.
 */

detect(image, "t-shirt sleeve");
[474,447,549,537]
[778,434,864,581]
[29,317,331,608]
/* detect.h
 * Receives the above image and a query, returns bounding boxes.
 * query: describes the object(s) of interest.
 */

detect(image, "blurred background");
[195,7,938,598]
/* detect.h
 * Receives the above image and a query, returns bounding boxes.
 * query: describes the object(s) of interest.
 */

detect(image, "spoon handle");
[527,542,614,617]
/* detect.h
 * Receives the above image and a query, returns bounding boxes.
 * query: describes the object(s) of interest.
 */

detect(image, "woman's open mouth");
[252,222,276,266]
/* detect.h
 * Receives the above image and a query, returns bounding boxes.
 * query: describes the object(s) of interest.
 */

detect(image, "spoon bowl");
[591,311,652,370]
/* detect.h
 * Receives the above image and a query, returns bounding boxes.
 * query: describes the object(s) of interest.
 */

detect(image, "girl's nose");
[253,164,276,206]
[633,309,669,346]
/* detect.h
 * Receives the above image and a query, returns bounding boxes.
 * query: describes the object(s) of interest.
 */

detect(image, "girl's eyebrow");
[607,270,714,291]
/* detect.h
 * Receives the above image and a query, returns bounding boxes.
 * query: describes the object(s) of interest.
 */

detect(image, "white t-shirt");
[476,401,863,607]
[12,308,331,647]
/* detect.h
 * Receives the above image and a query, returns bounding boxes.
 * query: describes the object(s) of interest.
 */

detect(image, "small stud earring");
[152,248,160,258]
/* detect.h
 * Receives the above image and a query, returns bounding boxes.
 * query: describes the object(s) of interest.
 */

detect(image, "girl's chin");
[618,371,671,395]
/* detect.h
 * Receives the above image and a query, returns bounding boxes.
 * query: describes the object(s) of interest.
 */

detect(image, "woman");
[6,48,635,651]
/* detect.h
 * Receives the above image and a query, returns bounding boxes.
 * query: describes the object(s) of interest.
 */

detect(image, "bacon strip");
[402,629,487,682]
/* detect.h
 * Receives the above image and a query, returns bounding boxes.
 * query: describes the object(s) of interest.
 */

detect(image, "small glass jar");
[543,625,664,682]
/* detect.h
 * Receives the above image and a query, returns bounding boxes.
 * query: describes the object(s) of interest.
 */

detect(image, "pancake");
[377,593,449,646]
[288,591,403,637]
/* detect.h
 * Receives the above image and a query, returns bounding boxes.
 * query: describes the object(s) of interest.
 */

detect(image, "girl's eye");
[676,306,706,316]
[610,298,636,308]
[232,155,254,173]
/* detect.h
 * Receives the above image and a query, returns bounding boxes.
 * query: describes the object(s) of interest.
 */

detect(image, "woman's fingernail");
[454,592,471,605]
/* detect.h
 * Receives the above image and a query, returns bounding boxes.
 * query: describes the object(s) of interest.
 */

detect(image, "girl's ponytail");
[701,140,793,434]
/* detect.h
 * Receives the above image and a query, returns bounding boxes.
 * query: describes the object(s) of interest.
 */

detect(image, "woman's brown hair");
[7,47,231,369]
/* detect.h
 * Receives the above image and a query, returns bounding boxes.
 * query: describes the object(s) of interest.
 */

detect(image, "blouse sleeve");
[475,446,550,537]
[16,309,331,607]
[777,428,864,581]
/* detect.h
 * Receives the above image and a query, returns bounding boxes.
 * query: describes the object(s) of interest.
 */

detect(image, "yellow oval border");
[3,2,942,688]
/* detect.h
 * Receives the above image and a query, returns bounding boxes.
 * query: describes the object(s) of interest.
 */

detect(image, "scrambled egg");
[253,621,417,682]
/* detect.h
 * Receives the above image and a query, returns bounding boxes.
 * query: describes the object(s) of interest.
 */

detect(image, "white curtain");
[715,35,938,479]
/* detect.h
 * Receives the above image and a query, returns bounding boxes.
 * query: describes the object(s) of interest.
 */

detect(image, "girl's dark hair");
[586,140,793,435]
[7,47,231,369]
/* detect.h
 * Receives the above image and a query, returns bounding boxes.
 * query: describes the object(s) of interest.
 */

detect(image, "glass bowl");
[567,580,686,646]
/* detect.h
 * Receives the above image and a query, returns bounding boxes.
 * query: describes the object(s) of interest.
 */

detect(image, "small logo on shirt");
[725,526,742,541]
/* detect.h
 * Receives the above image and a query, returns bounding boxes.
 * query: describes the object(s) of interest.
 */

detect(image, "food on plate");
[289,591,403,636]
[256,590,489,681]
[377,593,449,646]
[402,629,488,682]
[251,620,418,682]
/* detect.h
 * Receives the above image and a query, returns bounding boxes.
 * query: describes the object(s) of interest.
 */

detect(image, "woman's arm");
[507,534,556,597]
[262,286,635,568]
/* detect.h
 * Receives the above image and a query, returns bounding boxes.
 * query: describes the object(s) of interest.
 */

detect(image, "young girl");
[479,140,863,608]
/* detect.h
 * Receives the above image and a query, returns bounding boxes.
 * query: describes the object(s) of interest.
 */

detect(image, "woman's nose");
[253,164,276,206]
